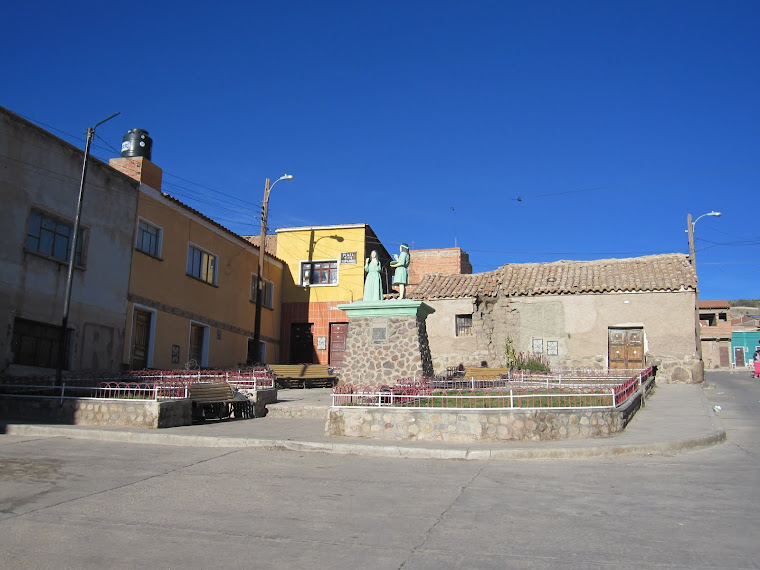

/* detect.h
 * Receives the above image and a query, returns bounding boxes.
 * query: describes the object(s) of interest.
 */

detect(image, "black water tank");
[121,129,153,160]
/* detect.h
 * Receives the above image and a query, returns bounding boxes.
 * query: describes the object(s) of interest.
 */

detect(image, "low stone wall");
[326,392,644,443]
[0,396,192,428]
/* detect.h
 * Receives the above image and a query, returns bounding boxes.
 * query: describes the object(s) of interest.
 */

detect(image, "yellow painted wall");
[276,225,391,304]
[123,188,283,369]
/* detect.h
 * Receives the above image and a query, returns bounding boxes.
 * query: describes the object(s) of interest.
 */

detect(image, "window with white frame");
[301,260,338,286]
[186,245,217,285]
[25,209,85,266]
[251,274,274,309]
[455,314,473,337]
[135,219,162,258]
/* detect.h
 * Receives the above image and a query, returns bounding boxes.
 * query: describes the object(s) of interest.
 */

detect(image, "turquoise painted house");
[731,331,760,368]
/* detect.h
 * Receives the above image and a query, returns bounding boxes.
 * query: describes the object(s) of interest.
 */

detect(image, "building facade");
[275,224,392,367]
[110,155,285,370]
[1,107,139,375]
[412,254,704,383]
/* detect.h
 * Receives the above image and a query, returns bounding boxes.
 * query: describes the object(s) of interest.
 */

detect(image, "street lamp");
[686,210,721,377]
[687,211,721,273]
[56,111,120,385]
[251,174,293,363]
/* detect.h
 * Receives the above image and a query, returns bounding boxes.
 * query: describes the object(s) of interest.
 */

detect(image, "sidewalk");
[2,383,725,461]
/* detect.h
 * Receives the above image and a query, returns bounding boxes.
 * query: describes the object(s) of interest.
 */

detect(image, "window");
[11,317,70,369]
[136,219,162,257]
[187,245,217,285]
[456,314,473,337]
[247,338,266,364]
[25,209,84,265]
[301,260,338,286]
[251,274,274,309]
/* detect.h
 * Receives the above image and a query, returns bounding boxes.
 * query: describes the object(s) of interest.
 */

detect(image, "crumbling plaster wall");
[424,290,702,383]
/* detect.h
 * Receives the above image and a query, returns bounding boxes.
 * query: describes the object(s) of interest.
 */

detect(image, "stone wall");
[340,314,434,386]
[0,396,192,428]
[326,390,644,442]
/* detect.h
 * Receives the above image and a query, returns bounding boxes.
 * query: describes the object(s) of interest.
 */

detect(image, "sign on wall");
[341,252,357,264]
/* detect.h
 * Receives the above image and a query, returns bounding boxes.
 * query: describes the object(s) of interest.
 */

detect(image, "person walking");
[753,343,760,379]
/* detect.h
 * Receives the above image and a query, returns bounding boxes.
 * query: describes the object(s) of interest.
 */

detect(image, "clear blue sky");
[3,1,758,300]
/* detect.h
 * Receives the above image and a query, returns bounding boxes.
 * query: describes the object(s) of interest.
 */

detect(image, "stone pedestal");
[336,300,435,387]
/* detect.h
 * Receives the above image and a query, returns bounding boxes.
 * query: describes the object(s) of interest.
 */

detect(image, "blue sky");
[3,1,758,300]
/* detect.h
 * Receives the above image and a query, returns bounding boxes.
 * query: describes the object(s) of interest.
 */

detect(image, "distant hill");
[730,299,760,308]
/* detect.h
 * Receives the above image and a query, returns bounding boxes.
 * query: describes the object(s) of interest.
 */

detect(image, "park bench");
[268,364,338,389]
[463,367,511,380]
[189,382,254,422]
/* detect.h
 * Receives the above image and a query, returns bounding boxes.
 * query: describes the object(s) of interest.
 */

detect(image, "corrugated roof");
[411,254,697,300]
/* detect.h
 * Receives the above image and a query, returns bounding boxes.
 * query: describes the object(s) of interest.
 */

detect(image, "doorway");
[290,323,314,364]
[189,323,206,368]
[608,327,644,370]
[131,309,152,369]
[329,322,348,368]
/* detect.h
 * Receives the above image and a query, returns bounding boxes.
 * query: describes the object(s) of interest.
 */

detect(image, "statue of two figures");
[363,243,410,301]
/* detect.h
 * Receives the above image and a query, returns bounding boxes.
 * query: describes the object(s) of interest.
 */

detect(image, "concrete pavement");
[3,379,726,460]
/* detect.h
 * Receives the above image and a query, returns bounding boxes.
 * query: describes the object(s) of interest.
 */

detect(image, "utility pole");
[252,174,292,364]
[56,112,120,385]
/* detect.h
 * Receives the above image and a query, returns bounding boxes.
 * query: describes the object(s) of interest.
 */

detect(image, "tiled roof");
[699,300,731,309]
[411,254,696,300]
[412,270,502,300]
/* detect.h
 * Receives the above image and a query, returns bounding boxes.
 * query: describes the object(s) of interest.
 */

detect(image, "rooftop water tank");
[121,128,152,160]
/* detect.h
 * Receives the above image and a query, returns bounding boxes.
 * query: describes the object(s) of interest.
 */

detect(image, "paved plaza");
[0,371,758,569]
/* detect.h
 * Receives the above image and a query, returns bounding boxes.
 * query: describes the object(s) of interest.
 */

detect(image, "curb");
[3,423,726,461]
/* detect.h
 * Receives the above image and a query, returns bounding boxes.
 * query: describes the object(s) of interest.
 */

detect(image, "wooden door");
[189,324,205,367]
[290,323,314,364]
[609,328,644,370]
[329,323,348,368]
[131,310,152,369]
[719,346,730,368]
[734,347,745,368]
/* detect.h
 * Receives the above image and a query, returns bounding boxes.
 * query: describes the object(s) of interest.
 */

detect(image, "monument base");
[336,300,435,387]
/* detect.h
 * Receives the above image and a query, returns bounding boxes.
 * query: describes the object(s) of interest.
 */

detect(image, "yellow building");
[275,224,391,367]
[110,156,284,370]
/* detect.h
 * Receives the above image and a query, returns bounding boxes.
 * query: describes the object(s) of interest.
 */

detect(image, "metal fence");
[332,367,654,410]
[0,367,275,402]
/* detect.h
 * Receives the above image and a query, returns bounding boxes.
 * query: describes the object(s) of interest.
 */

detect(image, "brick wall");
[408,248,471,294]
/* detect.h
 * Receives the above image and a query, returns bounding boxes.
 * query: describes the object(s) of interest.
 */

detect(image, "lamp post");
[252,174,293,363]
[686,210,721,378]
[56,111,120,385]
[687,210,721,274]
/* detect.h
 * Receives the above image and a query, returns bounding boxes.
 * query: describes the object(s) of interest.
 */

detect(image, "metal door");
[608,328,644,370]
[329,322,348,368]
[131,310,152,369]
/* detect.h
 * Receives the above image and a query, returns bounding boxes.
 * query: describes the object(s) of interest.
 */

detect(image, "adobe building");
[0,106,139,375]
[412,254,704,383]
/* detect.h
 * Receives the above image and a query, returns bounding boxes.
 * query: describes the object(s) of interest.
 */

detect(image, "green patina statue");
[363,250,383,301]
[389,243,410,299]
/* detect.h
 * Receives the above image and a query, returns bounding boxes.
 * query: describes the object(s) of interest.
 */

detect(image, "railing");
[0,380,189,401]
[0,366,277,402]
[332,367,654,410]
[124,368,275,390]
